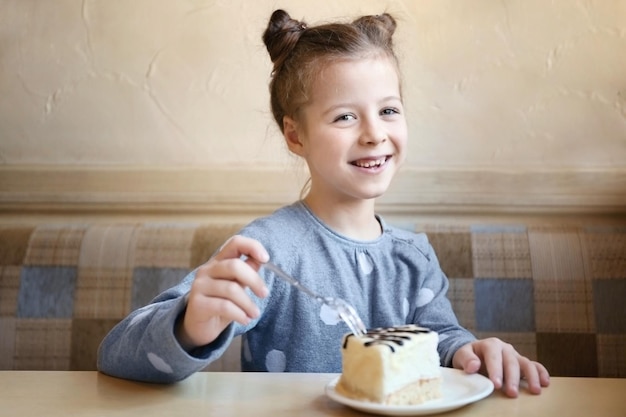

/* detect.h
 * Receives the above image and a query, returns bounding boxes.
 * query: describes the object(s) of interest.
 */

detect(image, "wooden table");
[1,371,624,416]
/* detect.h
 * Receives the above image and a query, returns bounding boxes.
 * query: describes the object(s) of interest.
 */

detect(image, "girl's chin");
[355,185,392,200]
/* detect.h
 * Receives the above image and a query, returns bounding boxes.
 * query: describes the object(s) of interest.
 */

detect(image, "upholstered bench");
[1,221,624,377]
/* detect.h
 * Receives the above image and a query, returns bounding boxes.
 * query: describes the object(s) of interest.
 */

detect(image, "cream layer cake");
[336,325,442,405]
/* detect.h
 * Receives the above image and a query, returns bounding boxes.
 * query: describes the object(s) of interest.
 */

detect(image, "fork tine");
[343,304,367,334]
[347,317,364,336]
[339,307,366,337]
[353,316,367,335]
[339,311,361,336]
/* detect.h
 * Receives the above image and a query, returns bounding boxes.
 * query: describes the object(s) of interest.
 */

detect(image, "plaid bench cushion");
[1,222,624,376]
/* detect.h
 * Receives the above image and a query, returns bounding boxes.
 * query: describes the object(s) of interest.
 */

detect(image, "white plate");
[325,367,494,416]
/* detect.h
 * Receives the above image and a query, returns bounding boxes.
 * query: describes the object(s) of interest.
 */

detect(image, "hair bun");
[352,13,397,47]
[262,9,308,73]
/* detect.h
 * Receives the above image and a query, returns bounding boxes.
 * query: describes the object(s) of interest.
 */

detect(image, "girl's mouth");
[350,156,390,169]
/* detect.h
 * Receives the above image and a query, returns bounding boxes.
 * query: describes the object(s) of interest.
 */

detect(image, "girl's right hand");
[175,235,270,351]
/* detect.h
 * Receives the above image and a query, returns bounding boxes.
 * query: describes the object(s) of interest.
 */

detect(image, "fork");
[262,261,367,337]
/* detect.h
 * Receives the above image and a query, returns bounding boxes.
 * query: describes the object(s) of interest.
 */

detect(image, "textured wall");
[1,0,624,170]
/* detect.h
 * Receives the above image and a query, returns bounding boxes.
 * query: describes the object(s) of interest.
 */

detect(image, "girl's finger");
[213,235,269,264]
[198,257,268,299]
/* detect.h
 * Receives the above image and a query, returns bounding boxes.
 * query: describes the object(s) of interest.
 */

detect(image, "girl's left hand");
[452,337,550,397]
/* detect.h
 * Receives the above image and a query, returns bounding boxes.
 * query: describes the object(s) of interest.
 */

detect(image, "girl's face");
[284,56,407,205]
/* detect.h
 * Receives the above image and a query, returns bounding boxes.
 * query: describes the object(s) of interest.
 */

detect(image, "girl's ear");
[283,116,305,156]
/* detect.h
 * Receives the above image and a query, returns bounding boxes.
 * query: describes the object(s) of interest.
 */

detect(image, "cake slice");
[336,325,442,405]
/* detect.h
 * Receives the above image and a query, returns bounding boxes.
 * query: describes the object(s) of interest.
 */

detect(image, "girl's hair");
[262,9,400,132]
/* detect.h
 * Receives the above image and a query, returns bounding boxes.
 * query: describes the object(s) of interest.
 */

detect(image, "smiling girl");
[98,9,549,398]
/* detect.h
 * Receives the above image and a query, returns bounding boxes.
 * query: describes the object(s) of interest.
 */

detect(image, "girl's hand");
[175,235,270,351]
[452,337,550,397]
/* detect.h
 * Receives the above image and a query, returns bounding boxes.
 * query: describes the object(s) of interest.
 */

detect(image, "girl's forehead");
[312,57,400,91]
[315,56,398,83]
[292,55,402,121]
[299,60,401,119]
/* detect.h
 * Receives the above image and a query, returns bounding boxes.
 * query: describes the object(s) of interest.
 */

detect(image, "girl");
[98,9,550,398]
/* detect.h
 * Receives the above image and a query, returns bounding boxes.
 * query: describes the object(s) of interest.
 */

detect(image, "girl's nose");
[359,119,387,146]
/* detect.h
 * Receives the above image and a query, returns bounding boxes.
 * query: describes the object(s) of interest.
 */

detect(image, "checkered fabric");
[1,222,624,376]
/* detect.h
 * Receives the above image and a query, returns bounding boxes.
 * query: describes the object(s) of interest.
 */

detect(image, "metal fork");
[262,261,367,337]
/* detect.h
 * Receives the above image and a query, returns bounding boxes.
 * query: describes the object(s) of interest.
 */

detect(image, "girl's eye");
[381,107,400,116]
[334,114,356,122]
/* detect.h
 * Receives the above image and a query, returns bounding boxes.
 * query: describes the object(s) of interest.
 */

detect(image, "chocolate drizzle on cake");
[343,325,431,353]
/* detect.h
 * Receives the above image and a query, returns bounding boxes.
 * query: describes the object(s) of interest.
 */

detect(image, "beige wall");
[1,0,625,220]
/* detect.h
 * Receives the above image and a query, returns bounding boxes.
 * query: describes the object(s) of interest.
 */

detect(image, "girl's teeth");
[357,158,385,168]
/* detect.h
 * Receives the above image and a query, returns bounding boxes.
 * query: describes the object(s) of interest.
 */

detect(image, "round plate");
[325,367,494,416]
